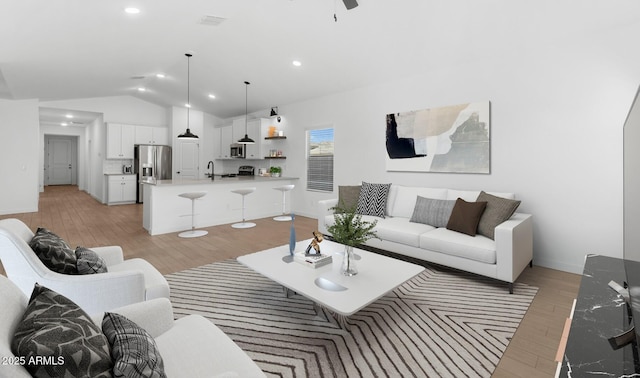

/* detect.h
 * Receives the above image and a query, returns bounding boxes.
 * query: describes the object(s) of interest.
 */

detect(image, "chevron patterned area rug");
[166,258,537,378]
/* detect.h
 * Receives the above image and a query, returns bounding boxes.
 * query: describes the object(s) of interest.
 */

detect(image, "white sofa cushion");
[155,315,265,377]
[373,217,436,248]
[419,228,497,264]
[388,185,448,218]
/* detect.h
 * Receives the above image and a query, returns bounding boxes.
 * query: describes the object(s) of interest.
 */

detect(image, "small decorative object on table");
[327,204,379,276]
[304,231,323,255]
[294,251,332,269]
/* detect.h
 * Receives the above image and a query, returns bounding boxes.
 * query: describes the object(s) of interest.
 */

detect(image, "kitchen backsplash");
[103,159,133,174]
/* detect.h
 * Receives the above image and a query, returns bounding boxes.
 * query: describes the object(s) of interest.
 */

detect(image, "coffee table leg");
[314,304,351,331]
[283,287,295,298]
[332,312,351,332]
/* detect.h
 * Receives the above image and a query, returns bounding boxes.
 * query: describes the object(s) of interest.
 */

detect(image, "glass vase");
[341,245,358,276]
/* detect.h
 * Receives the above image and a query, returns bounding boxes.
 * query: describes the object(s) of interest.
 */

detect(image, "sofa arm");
[33,270,147,314]
[91,245,124,266]
[318,199,338,234]
[494,213,533,283]
[92,298,174,338]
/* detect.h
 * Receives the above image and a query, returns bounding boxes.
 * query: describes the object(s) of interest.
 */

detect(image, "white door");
[48,138,72,185]
[177,140,199,179]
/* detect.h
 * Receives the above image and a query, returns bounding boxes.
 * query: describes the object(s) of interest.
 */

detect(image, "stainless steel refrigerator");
[134,144,172,203]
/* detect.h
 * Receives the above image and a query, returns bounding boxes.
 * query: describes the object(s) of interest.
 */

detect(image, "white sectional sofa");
[318,185,533,293]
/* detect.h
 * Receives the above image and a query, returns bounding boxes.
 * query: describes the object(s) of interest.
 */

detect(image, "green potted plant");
[269,166,282,177]
[327,204,379,276]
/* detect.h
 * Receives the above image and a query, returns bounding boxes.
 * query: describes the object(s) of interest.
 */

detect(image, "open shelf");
[265,136,287,140]
[265,156,286,159]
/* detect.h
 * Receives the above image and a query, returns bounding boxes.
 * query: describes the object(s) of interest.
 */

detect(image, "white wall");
[0,99,40,215]
[41,95,168,126]
[281,19,640,274]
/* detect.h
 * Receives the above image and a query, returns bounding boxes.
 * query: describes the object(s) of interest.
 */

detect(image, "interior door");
[177,140,199,179]
[48,138,73,185]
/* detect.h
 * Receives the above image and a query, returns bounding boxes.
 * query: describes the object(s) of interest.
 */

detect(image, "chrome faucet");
[207,161,214,180]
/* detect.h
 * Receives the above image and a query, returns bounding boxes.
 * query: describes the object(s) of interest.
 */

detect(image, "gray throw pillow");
[476,191,521,240]
[11,284,113,378]
[337,185,361,211]
[28,228,78,275]
[410,197,456,228]
[446,198,487,236]
[102,312,167,378]
[356,182,391,218]
[75,247,108,274]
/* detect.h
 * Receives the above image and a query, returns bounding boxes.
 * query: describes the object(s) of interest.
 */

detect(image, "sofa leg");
[509,283,514,294]
[529,260,533,268]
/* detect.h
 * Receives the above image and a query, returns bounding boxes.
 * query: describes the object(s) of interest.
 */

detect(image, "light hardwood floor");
[1,186,581,377]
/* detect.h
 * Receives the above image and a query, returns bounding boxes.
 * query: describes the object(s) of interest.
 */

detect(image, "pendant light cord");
[244,81,250,135]
[186,53,191,131]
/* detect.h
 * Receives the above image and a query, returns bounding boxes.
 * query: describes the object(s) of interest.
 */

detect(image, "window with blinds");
[307,128,334,192]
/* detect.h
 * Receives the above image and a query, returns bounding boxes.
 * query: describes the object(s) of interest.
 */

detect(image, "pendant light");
[177,53,198,139]
[238,81,255,144]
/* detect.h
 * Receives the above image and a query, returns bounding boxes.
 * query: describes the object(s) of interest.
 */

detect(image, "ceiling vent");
[200,15,226,26]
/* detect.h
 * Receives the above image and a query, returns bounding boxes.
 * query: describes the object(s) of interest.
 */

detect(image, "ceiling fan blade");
[343,0,358,10]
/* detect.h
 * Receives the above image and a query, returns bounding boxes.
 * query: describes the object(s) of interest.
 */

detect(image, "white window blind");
[307,128,334,192]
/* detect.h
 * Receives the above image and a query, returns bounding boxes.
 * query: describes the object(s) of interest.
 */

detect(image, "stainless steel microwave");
[230,143,245,158]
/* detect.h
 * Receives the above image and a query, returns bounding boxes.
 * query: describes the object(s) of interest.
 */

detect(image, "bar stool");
[273,184,295,221]
[231,187,256,229]
[178,191,208,238]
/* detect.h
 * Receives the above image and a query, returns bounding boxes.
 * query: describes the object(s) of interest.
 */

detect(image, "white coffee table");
[237,239,425,330]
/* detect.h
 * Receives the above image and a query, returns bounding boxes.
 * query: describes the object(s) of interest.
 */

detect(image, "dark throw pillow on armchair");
[11,284,113,378]
[446,198,487,236]
[28,228,78,275]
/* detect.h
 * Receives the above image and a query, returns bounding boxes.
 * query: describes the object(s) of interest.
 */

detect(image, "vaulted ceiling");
[1,0,638,123]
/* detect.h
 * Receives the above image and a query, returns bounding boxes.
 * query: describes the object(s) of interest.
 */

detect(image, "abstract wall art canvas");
[385,101,490,173]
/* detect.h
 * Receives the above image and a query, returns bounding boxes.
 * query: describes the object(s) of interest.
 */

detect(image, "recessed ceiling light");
[65,114,73,119]
[185,103,191,108]
[137,87,146,92]
[208,94,216,99]
[61,122,68,127]
[292,60,302,67]
[125,7,140,14]
[156,73,165,79]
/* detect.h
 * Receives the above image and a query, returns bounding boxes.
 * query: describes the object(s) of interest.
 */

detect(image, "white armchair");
[0,274,265,378]
[0,218,169,314]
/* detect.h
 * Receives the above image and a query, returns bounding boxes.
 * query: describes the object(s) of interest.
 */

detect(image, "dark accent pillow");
[476,191,522,240]
[337,185,361,211]
[75,247,108,274]
[446,198,487,236]
[356,182,391,218]
[102,312,167,378]
[410,197,456,228]
[11,284,113,378]
[29,227,78,275]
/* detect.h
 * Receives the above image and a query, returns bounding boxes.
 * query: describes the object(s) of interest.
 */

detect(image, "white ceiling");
[2,0,639,124]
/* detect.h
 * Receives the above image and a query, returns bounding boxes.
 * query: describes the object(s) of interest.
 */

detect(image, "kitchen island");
[142,176,298,235]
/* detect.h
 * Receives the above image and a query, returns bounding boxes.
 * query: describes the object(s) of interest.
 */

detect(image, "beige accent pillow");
[337,185,361,211]
[476,191,521,240]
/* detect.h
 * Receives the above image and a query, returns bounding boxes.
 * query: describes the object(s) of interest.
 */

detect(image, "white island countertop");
[144,175,297,186]
[142,175,298,235]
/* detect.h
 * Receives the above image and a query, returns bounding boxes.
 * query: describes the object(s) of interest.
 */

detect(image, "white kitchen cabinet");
[244,119,264,159]
[107,175,136,204]
[219,125,233,159]
[135,126,168,145]
[106,123,135,159]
